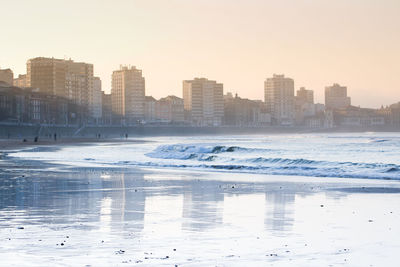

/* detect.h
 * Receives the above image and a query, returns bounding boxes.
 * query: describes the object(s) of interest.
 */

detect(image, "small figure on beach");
[54,133,57,141]
[125,133,128,139]
[34,136,38,142]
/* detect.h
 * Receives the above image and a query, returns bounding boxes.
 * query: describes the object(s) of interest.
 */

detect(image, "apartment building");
[325,83,351,110]
[264,74,295,125]
[111,65,145,123]
[26,57,94,109]
[183,78,223,126]
[0,68,13,86]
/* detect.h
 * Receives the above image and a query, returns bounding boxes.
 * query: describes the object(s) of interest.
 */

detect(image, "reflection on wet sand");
[0,169,313,235]
[2,169,400,266]
[265,191,295,233]
[181,179,224,231]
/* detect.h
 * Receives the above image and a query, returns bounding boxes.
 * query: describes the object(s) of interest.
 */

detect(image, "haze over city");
[2,1,400,266]
[1,0,399,108]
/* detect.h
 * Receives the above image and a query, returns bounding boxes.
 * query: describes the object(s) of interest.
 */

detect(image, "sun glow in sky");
[1,0,399,107]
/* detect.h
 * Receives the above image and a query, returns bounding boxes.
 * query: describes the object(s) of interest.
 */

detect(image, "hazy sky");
[1,0,399,107]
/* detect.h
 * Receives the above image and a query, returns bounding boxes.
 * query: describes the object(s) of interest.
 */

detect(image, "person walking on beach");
[54,133,57,141]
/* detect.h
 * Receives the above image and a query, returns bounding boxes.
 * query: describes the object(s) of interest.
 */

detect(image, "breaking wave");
[145,144,269,160]
[140,143,400,180]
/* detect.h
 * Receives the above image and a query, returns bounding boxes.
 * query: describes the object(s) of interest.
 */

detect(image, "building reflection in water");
[264,190,295,233]
[0,170,319,237]
[181,179,224,232]
[0,170,146,234]
[99,172,146,235]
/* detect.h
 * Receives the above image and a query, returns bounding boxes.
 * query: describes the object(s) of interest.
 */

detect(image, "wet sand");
[0,137,148,151]
[1,135,400,266]
[1,162,400,266]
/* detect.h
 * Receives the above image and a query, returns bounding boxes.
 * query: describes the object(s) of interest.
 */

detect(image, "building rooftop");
[145,96,157,102]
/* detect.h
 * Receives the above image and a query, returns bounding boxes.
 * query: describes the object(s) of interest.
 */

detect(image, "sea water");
[10,132,400,180]
[2,132,400,266]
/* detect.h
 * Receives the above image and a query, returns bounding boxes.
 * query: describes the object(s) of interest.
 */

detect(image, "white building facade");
[183,78,223,126]
[264,74,295,125]
[111,66,145,123]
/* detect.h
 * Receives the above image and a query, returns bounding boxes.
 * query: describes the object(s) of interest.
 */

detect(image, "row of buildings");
[0,59,226,126]
[0,58,399,128]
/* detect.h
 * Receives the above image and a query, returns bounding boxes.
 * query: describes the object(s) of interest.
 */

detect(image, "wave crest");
[142,143,400,180]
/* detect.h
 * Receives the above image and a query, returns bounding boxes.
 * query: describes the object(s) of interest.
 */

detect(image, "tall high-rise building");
[183,78,223,126]
[264,74,295,125]
[26,57,93,107]
[89,77,102,120]
[0,68,14,86]
[111,66,145,122]
[13,74,27,88]
[325,83,351,110]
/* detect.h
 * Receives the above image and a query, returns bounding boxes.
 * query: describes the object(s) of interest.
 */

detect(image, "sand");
[0,159,400,266]
[1,136,400,266]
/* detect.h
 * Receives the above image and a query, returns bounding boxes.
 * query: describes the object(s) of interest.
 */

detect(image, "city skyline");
[1,0,399,108]
[1,56,398,109]
[1,2,400,266]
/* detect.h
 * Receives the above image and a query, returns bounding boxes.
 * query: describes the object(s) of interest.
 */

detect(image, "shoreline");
[0,124,399,139]
[2,156,400,194]
[0,137,148,151]
[3,146,400,183]
[1,135,400,266]
[1,165,400,266]
[2,132,400,182]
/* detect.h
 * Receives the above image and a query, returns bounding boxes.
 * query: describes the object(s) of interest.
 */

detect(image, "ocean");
[11,132,400,180]
[1,132,400,266]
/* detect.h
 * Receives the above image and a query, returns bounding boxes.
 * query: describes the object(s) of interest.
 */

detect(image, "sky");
[1,0,399,107]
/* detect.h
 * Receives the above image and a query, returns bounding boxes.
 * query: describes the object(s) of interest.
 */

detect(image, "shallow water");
[1,168,400,266]
[2,133,400,266]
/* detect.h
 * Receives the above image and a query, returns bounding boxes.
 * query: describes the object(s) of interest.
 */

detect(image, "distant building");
[13,74,28,88]
[295,87,315,125]
[101,92,112,125]
[296,87,314,104]
[325,83,351,110]
[0,68,13,86]
[224,93,271,126]
[156,95,184,123]
[183,78,224,126]
[144,96,157,122]
[224,92,234,100]
[315,103,325,113]
[304,115,323,128]
[389,103,400,127]
[334,106,385,127]
[26,57,94,122]
[324,110,334,128]
[89,77,102,121]
[111,66,145,123]
[0,82,73,125]
[264,74,295,125]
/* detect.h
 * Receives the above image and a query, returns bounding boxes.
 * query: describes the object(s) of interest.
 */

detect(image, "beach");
[1,133,400,266]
